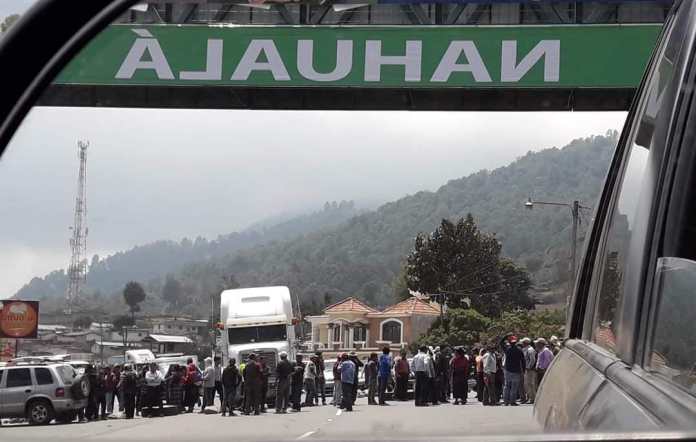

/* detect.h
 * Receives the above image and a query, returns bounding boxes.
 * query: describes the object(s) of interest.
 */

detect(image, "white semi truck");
[220,286,296,403]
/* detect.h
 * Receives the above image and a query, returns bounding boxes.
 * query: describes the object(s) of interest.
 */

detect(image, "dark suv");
[536,0,696,431]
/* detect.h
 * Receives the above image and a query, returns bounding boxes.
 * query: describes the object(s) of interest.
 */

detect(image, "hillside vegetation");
[18,133,617,319]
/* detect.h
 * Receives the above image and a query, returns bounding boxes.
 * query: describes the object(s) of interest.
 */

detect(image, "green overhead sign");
[55,24,661,88]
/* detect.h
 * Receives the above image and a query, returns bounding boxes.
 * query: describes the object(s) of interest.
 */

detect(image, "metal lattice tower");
[66,141,89,315]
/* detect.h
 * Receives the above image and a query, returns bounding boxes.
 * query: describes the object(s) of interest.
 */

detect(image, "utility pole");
[66,141,89,315]
[525,198,590,300]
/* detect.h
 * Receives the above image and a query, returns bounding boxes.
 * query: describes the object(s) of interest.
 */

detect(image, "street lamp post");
[525,198,590,297]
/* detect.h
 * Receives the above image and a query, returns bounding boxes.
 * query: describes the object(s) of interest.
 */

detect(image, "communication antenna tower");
[66,141,89,315]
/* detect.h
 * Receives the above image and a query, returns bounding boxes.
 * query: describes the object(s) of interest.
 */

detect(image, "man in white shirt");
[412,346,428,406]
[482,347,498,406]
[144,363,164,417]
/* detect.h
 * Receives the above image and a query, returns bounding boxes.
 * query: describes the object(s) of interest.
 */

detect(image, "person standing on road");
[184,358,200,413]
[118,364,138,419]
[412,346,428,406]
[503,336,525,406]
[201,357,216,413]
[522,338,537,404]
[338,353,356,411]
[378,347,392,406]
[290,354,305,412]
[425,348,438,405]
[111,365,123,415]
[475,349,485,403]
[332,358,342,407]
[243,354,263,415]
[165,364,184,413]
[221,358,240,416]
[214,356,224,410]
[535,338,554,386]
[482,346,498,406]
[394,350,410,401]
[364,352,378,405]
[145,362,165,417]
[303,355,318,406]
[450,347,469,405]
[314,351,327,406]
[275,352,293,413]
[348,351,363,405]
[259,356,270,413]
[103,367,115,417]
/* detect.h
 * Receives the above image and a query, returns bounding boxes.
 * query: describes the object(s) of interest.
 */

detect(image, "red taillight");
[55,388,65,397]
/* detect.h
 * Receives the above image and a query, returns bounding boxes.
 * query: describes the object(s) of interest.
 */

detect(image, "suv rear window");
[35,367,54,385]
[55,365,77,384]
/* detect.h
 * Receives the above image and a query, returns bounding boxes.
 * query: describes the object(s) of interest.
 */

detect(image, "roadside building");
[142,334,194,354]
[305,296,439,355]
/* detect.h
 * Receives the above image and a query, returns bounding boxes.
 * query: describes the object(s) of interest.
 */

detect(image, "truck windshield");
[228,324,287,345]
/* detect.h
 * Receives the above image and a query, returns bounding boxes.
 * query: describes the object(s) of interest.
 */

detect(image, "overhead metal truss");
[118,1,671,26]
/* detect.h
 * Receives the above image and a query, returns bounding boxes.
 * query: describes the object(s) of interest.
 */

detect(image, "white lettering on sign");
[430,41,492,82]
[501,40,560,82]
[115,30,175,80]
[180,39,223,80]
[297,40,353,82]
[364,40,422,82]
[231,39,290,81]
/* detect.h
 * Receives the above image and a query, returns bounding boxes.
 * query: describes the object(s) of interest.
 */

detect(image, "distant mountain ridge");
[18,132,617,318]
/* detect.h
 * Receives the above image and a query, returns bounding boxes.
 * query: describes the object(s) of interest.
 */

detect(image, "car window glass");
[591,20,679,353]
[648,258,696,393]
[35,367,54,385]
[6,368,32,387]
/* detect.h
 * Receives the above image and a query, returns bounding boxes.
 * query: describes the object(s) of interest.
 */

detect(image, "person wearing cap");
[503,336,524,406]
[535,338,554,385]
[314,351,327,406]
[243,354,263,415]
[521,338,537,404]
[338,353,356,411]
[275,352,293,413]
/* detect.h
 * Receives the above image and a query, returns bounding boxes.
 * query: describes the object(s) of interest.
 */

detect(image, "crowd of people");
[71,335,560,422]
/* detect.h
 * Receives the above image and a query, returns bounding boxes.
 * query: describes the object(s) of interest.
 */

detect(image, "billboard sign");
[55,24,661,89]
[0,300,39,339]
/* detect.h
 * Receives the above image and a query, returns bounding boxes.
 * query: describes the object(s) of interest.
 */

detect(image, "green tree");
[1,14,20,33]
[123,281,146,321]
[72,316,93,330]
[391,266,411,302]
[417,308,491,348]
[112,314,135,333]
[161,275,184,310]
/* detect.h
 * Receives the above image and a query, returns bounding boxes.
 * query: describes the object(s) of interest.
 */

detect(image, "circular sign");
[0,301,38,338]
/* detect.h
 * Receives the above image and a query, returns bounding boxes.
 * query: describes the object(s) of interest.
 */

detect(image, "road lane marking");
[297,431,316,440]
[336,409,342,416]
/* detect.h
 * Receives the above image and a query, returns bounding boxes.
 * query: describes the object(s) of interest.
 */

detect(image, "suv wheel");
[27,400,54,425]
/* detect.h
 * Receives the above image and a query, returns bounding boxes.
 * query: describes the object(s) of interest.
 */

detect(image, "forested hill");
[14,201,361,302]
[203,132,616,314]
[20,133,617,318]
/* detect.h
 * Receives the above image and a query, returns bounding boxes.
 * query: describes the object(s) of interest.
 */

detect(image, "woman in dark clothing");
[450,348,470,405]
[165,364,184,412]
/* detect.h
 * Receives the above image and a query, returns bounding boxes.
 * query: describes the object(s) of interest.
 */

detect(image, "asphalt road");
[0,393,539,441]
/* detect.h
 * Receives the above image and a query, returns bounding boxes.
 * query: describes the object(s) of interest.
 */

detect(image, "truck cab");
[220,286,296,403]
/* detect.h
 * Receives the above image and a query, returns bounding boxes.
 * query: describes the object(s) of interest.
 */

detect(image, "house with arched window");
[305,296,439,354]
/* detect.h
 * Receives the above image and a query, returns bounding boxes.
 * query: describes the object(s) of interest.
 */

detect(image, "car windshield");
[1,0,692,439]
[228,325,287,345]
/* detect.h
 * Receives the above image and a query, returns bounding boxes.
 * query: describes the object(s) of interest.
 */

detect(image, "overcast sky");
[0,108,626,297]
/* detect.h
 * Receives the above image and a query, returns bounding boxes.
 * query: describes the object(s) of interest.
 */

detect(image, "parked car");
[0,362,89,425]
[536,0,696,431]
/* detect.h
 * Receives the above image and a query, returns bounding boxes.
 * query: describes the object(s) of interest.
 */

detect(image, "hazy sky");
[0,108,626,297]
